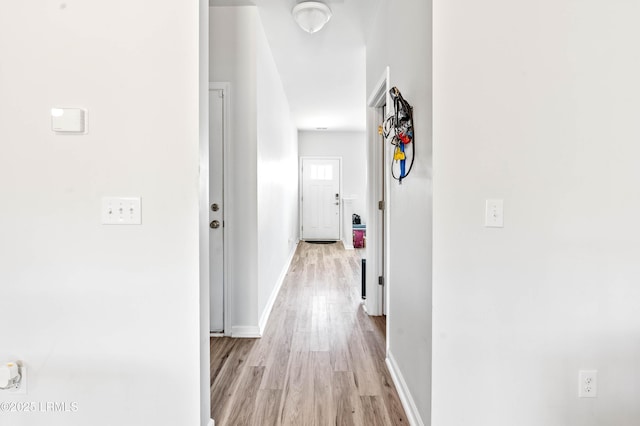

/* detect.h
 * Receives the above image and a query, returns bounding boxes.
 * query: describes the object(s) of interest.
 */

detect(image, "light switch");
[102,197,142,225]
[485,199,504,228]
[51,108,87,133]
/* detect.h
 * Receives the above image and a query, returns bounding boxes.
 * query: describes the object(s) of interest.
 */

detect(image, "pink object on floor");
[353,230,365,248]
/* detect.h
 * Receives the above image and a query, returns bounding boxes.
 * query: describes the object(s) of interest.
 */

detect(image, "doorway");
[208,83,228,334]
[365,67,391,320]
[300,157,342,241]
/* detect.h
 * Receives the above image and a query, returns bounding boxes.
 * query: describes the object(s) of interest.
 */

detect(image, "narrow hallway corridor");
[210,241,408,425]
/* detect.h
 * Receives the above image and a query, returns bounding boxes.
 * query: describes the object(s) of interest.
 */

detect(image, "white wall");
[210,6,298,335]
[256,16,299,325]
[210,6,259,331]
[433,1,640,425]
[0,2,202,426]
[299,131,367,226]
[365,0,433,424]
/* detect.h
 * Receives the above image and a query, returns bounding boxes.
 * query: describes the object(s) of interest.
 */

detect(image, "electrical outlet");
[579,370,597,398]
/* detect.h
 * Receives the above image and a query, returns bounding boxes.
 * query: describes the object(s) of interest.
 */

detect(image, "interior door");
[301,157,341,240]
[209,87,225,333]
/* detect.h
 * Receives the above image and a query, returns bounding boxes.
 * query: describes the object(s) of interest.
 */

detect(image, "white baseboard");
[386,351,425,426]
[208,419,214,426]
[230,325,261,338]
[343,239,354,250]
[258,242,298,334]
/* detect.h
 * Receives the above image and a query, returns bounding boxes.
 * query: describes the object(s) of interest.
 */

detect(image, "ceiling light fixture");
[292,1,332,34]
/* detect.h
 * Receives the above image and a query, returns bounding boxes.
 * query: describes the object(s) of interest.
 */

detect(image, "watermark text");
[0,401,79,413]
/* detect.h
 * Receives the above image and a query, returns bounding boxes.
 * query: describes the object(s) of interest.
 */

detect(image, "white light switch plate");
[102,197,142,225]
[485,199,504,228]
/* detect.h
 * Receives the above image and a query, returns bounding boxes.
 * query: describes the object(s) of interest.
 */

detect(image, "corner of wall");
[258,241,298,334]
[386,351,426,426]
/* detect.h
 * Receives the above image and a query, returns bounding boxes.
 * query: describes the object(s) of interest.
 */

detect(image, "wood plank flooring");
[210,241,408,425]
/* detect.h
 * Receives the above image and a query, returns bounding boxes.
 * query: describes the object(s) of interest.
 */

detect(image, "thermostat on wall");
[51,107,87,134]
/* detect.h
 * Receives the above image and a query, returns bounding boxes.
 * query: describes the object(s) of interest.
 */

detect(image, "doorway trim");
[365,67,391,318]
[208,82,231,336]
[199,1,210,422]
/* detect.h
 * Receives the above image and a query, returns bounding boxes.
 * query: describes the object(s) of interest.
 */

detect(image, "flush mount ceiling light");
[292,1,332,34]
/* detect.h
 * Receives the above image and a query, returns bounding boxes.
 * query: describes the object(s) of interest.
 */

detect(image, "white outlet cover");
[102,197,142,225]
[579,370,598,398]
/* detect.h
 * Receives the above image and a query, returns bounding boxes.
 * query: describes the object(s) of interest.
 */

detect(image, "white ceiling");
[211,0,381,131]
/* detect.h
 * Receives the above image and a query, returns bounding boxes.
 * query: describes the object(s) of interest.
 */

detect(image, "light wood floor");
[210,241,408,425]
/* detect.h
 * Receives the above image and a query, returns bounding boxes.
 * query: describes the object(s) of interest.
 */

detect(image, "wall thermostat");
[51,107,87,134]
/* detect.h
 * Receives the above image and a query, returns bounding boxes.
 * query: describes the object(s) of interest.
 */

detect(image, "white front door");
[301,157,341,240]
[209,87,225,333]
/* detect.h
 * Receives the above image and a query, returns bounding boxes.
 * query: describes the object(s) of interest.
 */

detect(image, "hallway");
[210,241,408,425]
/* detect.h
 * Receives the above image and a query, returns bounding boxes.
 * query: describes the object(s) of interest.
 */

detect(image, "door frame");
[299,156,343,241]
[198,3,211,423]
[365,67,391,319]
[208,82,231,336]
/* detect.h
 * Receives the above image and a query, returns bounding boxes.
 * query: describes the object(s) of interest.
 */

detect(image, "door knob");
[210,220,221,229]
